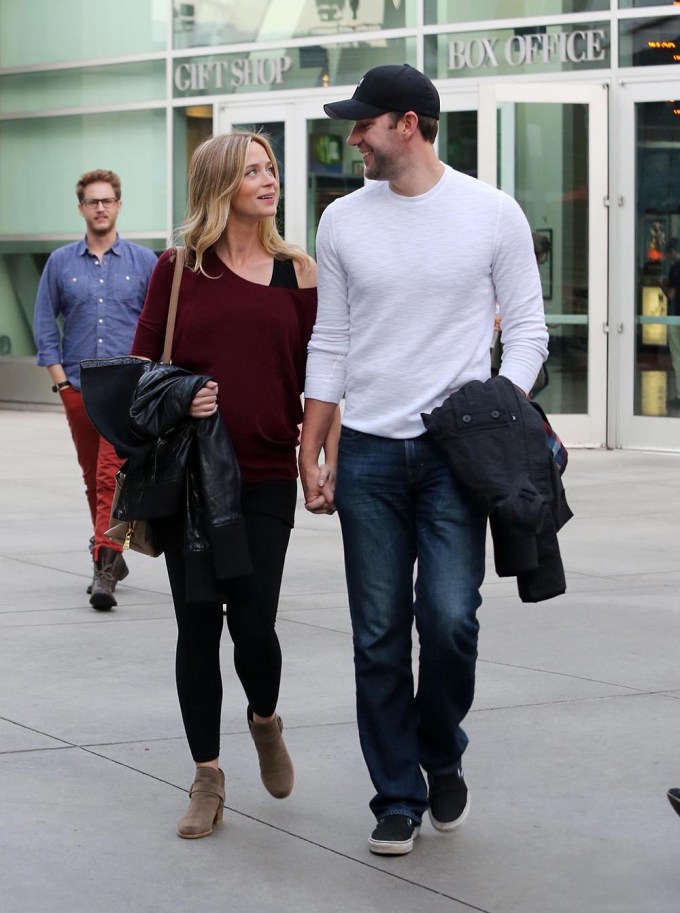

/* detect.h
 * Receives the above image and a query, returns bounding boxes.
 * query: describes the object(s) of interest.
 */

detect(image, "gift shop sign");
[447,28,607,72]
[174,54,293,94]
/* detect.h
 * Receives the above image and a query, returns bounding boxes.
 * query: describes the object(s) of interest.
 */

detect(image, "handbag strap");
[161,246,185,365]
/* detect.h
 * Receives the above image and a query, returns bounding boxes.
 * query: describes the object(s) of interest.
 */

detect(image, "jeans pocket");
[340,426,363,441]
[339,426,365,456]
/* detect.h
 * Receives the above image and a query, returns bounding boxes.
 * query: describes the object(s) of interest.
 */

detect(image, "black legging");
[157,481,296,762]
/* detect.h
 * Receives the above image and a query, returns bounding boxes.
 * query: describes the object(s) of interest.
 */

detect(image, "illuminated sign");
[647,39,679,62]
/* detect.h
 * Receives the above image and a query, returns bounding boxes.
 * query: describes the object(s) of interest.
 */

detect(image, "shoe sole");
[368,826,420,856]
[668,791,680,818]
[429,795,470,833]
[87,577,121,597]
[177,825,218,839]
[90,594,117,610]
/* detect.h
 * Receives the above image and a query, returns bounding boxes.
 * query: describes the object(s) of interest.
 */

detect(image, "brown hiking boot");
[89,546,128,611]
[87,539,128,595]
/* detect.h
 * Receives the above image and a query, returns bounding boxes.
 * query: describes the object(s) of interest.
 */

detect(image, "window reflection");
[0,0,167,68]
[440,111,478,178]
[619,0,680,8]
[439,104,591,414]
[0,62,165,116]
[173,106,213,227]
[173,0,412,49]
[620,17,680,68]
[306,118,363,253]
[635,102,680,417]
[424,0,608,25]
[232,121,286,235]
[517,104,589,415]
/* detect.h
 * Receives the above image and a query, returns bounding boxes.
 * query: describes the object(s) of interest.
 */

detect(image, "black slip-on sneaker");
[427,767,470,832]
[368,815,420,855]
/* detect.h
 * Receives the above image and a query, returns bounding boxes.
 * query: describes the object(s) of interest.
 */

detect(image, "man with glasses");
[34,169,157,610]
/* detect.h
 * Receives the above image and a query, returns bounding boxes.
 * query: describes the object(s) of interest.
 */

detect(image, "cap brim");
[324,98,388,120]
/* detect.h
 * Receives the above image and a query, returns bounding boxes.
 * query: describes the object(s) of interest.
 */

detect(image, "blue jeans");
[335,428,487,822]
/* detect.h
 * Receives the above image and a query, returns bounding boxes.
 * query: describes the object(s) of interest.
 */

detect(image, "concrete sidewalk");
[1,408,679,913]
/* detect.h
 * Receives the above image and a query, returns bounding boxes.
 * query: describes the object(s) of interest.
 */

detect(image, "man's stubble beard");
[365,153,397,182]
[90,218,117,236]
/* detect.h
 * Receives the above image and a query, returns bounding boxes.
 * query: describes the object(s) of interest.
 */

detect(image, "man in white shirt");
[299,64,548,856]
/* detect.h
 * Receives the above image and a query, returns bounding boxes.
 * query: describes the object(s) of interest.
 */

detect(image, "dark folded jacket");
[114,364,252,595]
[421,375,572,602]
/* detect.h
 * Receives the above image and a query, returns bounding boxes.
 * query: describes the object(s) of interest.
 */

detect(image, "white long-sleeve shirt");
[305,164,549,438]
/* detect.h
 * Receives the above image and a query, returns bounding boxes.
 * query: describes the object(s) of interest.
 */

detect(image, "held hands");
[190,380,219,418]
[301,462,336,515]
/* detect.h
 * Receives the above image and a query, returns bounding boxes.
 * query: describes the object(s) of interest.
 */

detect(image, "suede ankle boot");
[177,767,225,839]
[89,547,128,611]
[248,711,294,799]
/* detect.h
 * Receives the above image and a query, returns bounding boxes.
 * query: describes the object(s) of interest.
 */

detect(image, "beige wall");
[0,358,55,406]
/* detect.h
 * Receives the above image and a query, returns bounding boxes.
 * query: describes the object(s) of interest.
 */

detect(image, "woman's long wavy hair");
[177,131,310,276]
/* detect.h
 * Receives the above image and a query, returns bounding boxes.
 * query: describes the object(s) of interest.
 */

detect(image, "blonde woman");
[132,132,337,838]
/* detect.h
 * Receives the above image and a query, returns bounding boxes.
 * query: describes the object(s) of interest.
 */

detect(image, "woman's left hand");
[190,380,219,418]
[303,463,336,514]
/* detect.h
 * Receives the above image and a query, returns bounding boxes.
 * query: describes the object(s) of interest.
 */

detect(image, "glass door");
[478,82,609,447]
[295,96,365,255]
[438,89,480,180]
[215,99,300,243]
[617,81,680,451]
[215,93,364,254]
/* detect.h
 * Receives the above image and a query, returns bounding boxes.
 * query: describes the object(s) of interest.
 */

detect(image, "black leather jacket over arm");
[114,364,251,585]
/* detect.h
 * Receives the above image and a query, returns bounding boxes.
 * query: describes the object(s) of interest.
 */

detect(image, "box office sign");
[426,24,610,78]
[449,29,607,70]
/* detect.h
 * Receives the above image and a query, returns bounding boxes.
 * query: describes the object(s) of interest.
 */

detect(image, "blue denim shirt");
[33,235,157,388]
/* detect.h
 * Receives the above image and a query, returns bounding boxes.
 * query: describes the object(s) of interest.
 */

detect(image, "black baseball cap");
[324,64,440,121]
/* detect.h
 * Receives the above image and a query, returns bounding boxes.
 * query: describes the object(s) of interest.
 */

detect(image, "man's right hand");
[299,398,340,514]
[300,459,336,514]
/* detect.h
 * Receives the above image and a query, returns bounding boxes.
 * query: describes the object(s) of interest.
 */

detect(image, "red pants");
[60,386,124,562]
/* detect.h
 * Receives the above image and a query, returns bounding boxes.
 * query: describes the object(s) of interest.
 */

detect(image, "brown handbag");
[104,247,185,556]
[105,471,162,556]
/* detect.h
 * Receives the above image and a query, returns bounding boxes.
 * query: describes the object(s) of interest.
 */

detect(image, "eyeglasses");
[81,197,119,210]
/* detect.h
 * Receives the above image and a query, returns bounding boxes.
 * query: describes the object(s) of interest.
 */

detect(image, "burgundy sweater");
[132,249,317,482]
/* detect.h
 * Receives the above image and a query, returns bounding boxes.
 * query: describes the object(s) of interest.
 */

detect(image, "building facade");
[0,0,679,449]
